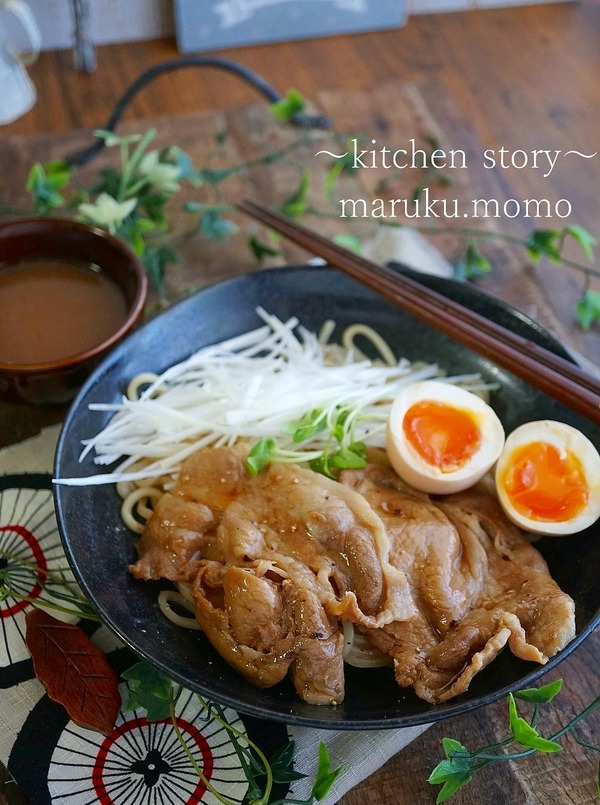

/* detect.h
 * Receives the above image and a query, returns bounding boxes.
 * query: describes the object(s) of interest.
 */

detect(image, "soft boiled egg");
[386,380,505,494]
[495,419,600,536]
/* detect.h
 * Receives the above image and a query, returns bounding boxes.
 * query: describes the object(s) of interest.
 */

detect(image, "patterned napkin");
[0,425,430,805]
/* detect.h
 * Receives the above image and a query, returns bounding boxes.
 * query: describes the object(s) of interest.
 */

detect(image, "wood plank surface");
[0,4,598,804]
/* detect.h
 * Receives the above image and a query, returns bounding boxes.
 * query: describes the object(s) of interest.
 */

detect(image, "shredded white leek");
[58,308,488,487]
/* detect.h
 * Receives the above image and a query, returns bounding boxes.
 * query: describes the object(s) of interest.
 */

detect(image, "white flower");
[78,193,137,233]
[138,150,181,193]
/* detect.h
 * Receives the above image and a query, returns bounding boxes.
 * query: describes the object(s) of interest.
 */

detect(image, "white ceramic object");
[0,0,41,124]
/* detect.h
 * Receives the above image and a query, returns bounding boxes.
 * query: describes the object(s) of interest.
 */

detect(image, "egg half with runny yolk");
[495,420,600,536]
[386,380,505,494]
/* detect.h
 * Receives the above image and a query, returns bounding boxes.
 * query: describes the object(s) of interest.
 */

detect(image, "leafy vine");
[429,679,600,802]
[18,90,599,328]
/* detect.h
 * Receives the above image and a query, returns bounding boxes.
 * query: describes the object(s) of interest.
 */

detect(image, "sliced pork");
[131,445,576,705]
[340,462,576,703]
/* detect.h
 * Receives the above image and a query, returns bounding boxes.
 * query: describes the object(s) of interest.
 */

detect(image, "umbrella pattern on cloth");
[47,689,249,804]
[0,472,290,805]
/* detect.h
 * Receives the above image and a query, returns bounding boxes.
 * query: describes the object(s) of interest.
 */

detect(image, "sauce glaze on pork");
[130,445,575,705]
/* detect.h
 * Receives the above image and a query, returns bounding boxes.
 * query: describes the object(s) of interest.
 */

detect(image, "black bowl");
[54,265,600,729]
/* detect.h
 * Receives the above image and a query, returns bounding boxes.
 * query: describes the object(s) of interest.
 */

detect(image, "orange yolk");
[403,399,481,471]
[500,440,589,522]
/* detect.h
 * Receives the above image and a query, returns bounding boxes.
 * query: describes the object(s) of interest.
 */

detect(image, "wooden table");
[0,83,598,804]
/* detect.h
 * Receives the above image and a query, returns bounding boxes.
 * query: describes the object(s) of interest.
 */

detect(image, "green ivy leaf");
[429,758,471,784]
[197,166,236,184]
[269,740,307,784]
[435,770,473,803]
[428,740,473,804]
[576,290,600,330]
[454,241,492,281]
[323,144,357,198]
[310,741,342,801]
[333,233,362,254]
[442,738,468,759]
[139,191,169,227]
[214,127,228,147]
[117,216,156,255]
[525,229,562,263]
[514,679,563,704]
[199,208,238,241]
[90,166,122,197]
[143,244,180,290]
[565,224,596,261]
[26,161,72,213]
[508,694,562,753]
[121,661,173,721]
[166,145,203,186]
[247,233,281,261]
[271,88,305,121]
[279,170,310,218]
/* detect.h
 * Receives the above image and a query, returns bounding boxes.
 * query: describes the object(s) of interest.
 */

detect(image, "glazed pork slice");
[131,443,413,704]
[340,463,576,704]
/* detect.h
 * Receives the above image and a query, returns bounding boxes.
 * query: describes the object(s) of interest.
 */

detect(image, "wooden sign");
[174,0,406,52]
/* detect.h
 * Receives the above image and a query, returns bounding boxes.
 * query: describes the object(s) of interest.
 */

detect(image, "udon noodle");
[109,311,492,670]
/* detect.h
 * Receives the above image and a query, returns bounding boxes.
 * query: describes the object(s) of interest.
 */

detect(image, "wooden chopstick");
[237,199,600,424]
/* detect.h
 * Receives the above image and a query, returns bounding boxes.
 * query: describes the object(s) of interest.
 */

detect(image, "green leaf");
[327,444,367,470]
[279,170,310,218]
[247,234,281,261]
[429,758,471,784]
[429,738,472,801]
[442,738,469,759]
[139,191,169,227]
[44,160,72,190]
[576,290,600,330]
[454,241,492,281]
[166,145,203,185]
[142,244,180,290]
[565,224,596,261]
[247,438,277,476]
[90,166,122,197]
[117,216,157,255]
[269,741,307,784]
[26,161,72,213]
[121,661,173,721]
[333,233,362,254]
[514,679,563,704]
[271,88,305,121]
[435,771,472,803]
[508,694,562,753]
[197,167,236,184]
[309,454,336,479]
[214,127,228,147]
[310,741,342,801]
[199,208,238,241]
[184,200,204,213]
[287,409,327,443]
[323,144,358,197]
[525,229,562,263]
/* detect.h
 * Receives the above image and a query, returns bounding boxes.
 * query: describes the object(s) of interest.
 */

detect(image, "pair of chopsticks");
[237,199,600,424]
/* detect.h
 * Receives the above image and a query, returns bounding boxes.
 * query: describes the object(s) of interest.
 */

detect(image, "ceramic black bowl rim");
[54,264,600,730]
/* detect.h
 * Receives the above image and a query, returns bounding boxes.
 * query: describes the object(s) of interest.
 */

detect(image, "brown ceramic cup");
[0,217,147,405]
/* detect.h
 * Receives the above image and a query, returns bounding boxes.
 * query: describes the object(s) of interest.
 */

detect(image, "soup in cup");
[0,217,147,404]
